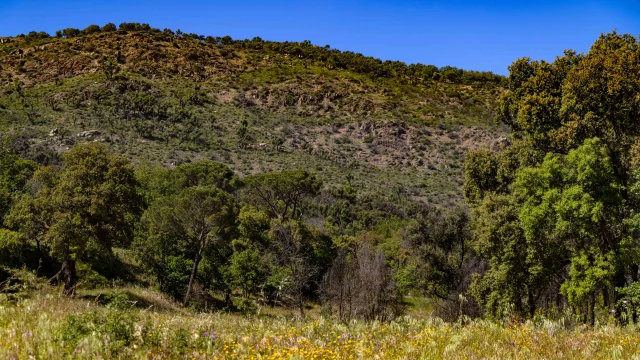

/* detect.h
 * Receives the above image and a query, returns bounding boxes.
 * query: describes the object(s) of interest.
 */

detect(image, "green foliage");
[466,32,640,322]
[60,308,138,354]
[236,297,258,315]
[561,249,615,307]
[0,229,39,274]
[174,160,239,192]
[9,27,640,327]
[136,184,237,303]
[6,143,143,293]
[469,193,532,318]
[243,170,321,220]
[405,206,471,301]
[514,139,623,317]
[228,248,265,298]
[164,256,193,300]
[0,140,37,225]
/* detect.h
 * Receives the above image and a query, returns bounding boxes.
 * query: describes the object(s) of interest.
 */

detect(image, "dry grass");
[2,286,640,359]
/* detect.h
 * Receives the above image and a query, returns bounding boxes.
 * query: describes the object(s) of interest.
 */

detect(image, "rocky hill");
[0,24,509,207]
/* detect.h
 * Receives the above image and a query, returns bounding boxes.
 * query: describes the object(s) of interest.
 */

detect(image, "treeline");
[8,22,504,86]
[0,138,473,320]
[464,31,640,324]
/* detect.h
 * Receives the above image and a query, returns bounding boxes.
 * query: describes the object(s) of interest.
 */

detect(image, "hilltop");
[0,23,509,206]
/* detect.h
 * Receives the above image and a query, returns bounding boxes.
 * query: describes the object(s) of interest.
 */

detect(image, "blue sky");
[1,0,638,75]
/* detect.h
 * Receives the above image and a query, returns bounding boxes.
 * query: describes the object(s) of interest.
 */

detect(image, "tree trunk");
[589,292,596,327]
[614,269,627,321]
[184,243,205,306]
[339,285,344,319]
[298,294,305,318]
[527,287,536,318]
[61,257,77,296]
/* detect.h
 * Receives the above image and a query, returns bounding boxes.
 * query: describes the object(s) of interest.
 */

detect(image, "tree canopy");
[465,31,640,323]
[6,143,142,294]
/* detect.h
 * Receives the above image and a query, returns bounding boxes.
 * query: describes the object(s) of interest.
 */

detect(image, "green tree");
[268,219,318,316]
[0,139,37,226]
[174,160,239,192]
[465,32,640,321]
[137,186,237,305]
[102,58,118,81]
[406,206,471,302]
[82,24,101,35]
[469,193,534,318]
[236,119,251,149]
[6,143,142,294]
[61,28,80,38]
[101,23,117,32]
[136,160,238,202]
[228,248,266,298]
[514,138,624,324]
[243,170,321,220]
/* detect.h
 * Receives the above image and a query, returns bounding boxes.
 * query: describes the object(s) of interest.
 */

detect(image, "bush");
[101,23,116,32]
[59,308,138,354]
[82,24,101,35]
[236,297,258,315]
[104,290,135,310]
[60,312,94,349]
[162,256,192,301]
[0,230,40,276]
[0,229,25,267]
[76,262,109,289]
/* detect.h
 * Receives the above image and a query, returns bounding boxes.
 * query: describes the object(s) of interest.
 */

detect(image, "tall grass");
[2,286,640,359]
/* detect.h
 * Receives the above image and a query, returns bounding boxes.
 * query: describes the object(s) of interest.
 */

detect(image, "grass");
[2,285,640,359]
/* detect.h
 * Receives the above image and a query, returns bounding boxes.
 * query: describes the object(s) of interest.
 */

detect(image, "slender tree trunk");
[527,287,536,317]
[339,284,343,319]
[614,269,626,321]
[34,238,42,256]
[184,242,205,306]
[61,257,77,296]
[298,293,305,318]
[603,287,610,309]
[589,292,596,327]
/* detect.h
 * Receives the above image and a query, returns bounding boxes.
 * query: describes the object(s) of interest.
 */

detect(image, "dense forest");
[2,24,640,333]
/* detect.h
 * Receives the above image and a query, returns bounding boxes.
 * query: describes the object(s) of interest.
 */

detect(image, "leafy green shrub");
[236,297,258,315]
[102,309,137,347]
[162,256,192,300]
[76,262,109,289]
[59,308,138,354]
[105,290,135,310]
[171,328,191,354]
[0,230,41,280]
[0,229,26,268]
[60,312,95,349]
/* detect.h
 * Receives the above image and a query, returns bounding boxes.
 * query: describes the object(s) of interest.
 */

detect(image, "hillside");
[0,24,508,206]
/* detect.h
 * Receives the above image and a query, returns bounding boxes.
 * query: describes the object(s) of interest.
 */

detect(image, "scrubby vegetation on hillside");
[0,22,508,208]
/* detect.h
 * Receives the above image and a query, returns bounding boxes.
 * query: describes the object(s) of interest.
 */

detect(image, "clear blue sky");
[1,0,638,75]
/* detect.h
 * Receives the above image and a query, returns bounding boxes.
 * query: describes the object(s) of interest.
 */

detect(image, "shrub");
[236,297,258,315]
[162,256,192,301]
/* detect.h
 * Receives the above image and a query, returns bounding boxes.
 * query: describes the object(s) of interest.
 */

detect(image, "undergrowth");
[1,282,640,359]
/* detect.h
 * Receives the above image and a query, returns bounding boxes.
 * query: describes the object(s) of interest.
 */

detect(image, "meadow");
[1,285,640,359]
